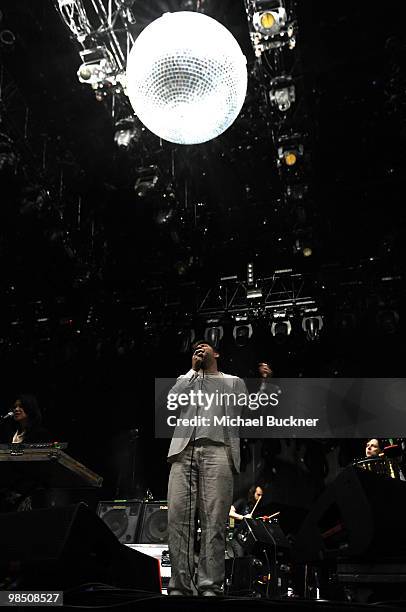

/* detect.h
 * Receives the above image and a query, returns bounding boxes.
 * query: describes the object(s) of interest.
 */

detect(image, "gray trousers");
[167,440,234,595]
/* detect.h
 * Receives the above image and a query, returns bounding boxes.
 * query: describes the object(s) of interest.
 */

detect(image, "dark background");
[0,0,405,505]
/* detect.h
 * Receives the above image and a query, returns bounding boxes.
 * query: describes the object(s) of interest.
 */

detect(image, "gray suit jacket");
[167,369,248,473]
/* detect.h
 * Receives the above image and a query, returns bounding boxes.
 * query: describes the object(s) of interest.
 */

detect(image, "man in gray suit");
[167,340,247,596]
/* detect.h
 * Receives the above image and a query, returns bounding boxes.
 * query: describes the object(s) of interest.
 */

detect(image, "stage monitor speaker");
[97,500,143,544]
[292,466,406,563]
[0,502,160,592]
[137,500,168,544]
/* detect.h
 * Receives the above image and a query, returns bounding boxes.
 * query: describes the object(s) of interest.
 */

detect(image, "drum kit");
[228,493,287,554]
[226,493,293,597]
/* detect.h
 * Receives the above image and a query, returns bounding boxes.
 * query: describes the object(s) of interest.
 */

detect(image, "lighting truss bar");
[89,0,126,69]
[56,0,137,85]
[196,273,315,315]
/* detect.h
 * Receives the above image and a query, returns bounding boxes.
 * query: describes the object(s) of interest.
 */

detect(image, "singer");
[166,340,248,596]
[0,394,52,512]
[0,395,51,444]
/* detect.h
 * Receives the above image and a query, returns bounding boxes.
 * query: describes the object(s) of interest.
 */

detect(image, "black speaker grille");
[138,503,168,544]
[97,501,143,544]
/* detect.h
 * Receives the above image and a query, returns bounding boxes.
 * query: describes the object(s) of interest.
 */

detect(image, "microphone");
[1,411,14,420]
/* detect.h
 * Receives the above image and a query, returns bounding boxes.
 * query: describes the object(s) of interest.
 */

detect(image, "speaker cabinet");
[96,500,143,544]
[138,501,168,544]
[0,503,160,591]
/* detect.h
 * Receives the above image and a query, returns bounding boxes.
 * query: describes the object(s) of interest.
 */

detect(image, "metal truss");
[55,0,137,80]
[196,270,316,318]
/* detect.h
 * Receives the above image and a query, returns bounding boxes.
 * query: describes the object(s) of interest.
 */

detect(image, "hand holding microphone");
[192,347,205,371]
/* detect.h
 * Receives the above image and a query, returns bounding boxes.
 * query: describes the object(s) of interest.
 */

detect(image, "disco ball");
[126,11,247,145]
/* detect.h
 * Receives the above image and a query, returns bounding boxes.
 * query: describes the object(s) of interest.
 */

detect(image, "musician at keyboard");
[0,394,52,511]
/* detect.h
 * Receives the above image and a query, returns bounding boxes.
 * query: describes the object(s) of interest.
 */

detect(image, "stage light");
[204,325,224,347]
[253,7,286,35]
[269,76,295,112]
[278,140,303,167]
[246,262,262,298]
[247,262,254,285]
[247,288,263,299]
[126,11,247,144]
[134,165,159,197]
[248,1,295,56]
[271,320,292,341]
[77,46,116,85]
[260,12,275,29]
[233,324,253,347]
[284,151,297,166]
[294,239,313,257]
[0,29,15,47]
[114,129,133,148]
[114,117,142,149]
[302,315,323,341]
[155,206,175,225]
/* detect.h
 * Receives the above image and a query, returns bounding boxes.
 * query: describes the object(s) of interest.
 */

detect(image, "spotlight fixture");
[277,140,304,167]
[294,239,313,257]
[114,117,141,149]
[0,29,16,47]
[302,315,323,341]
[77,46,117,86]
[253,6,287,36]
[204,325,224,347]
[233,324,253,347]
[271,320,292,341]
[126,11,247,144]
[134,165,159,197]
[114,128,134,148]
[155,206,175,225]
[247,288,263,299]
[248,0,295,55]
[247,262,254,286]
[246,262,262,298]
[269,76,295,112]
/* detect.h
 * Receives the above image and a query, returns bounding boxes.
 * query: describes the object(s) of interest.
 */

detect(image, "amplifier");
[97,500,143,544]
[138,500,168,544]
[97,500,168,545]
